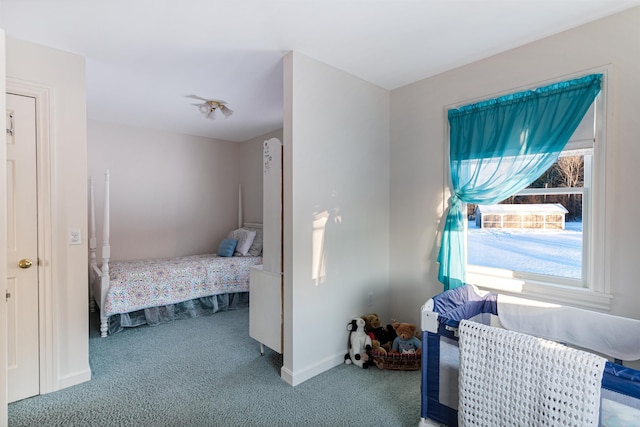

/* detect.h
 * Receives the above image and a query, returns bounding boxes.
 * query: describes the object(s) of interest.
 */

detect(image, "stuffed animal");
[390,321,422,355]
[344,317,373,368]
[361,313,397,354]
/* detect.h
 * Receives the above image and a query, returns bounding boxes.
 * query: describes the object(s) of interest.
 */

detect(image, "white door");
[6,93,40,402]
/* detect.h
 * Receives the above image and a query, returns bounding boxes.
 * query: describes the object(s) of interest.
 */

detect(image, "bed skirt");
[107,292,249,335]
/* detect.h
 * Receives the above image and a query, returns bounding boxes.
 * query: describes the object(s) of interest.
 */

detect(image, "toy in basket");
[372,321,422,371]
[361,313,397,353]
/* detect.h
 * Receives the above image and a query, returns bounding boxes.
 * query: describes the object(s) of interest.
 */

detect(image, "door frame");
[6,78,55,395]
[2,28,8,423]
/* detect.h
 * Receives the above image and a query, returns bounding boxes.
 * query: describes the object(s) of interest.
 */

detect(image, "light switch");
[69,228,81,245]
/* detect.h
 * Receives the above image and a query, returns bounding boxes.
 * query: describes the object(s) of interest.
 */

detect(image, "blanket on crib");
[458,320,606,427]
[497,294,640,361]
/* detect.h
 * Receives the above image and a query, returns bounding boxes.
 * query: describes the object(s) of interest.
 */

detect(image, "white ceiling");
[2,0,639,142]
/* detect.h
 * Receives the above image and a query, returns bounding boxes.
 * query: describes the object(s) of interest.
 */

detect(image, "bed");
[419,285,640,426]
[88,171,263,337]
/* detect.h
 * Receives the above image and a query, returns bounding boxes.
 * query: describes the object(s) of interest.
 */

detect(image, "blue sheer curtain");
[438,74,602,290]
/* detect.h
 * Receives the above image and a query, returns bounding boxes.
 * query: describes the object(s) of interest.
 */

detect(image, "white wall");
[6,37,90,390]
[282,52,390,385]
[88,121,253,260]
[239,129,283,225]
[88,123,280,260]
[389,7,640,325]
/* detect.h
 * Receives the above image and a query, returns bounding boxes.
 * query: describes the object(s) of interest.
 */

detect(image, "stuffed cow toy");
[344,317,372,368]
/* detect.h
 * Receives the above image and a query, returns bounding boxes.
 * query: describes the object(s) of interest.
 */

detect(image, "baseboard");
[55,367,92,392]
[280,351,344,386]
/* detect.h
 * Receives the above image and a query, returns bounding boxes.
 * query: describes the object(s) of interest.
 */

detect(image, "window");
[463,74,610,310]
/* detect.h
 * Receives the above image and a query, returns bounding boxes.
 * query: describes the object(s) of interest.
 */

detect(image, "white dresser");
[249,265,282,353]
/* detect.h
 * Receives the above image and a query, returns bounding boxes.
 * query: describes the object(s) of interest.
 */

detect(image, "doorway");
[5,81,55,402]
[6,92,39,402]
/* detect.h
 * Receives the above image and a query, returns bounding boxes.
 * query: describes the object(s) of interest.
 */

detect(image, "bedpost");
[89,177,98,312]
[102,169,110,264]
[99,169,111,337]
[238,183,243,228]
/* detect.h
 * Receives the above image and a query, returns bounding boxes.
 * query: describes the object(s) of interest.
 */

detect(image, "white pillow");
[227,228,256,256]
[245,227,263,257]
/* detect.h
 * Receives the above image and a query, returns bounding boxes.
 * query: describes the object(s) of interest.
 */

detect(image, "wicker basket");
[371,349,421,371]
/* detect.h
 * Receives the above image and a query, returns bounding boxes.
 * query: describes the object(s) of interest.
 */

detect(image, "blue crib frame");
[419,286,640,427]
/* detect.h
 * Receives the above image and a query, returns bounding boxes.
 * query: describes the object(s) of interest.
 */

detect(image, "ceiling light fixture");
[187,95,233,120]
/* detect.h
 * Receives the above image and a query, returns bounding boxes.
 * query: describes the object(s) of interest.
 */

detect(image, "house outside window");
[462,72,610,310]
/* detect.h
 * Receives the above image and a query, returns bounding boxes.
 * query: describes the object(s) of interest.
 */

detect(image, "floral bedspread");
[104,254,262,316]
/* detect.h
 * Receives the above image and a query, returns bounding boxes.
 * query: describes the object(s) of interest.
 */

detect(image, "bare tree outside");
[556,155,584,188]
[467,153,587,221]
[555,155,584,220]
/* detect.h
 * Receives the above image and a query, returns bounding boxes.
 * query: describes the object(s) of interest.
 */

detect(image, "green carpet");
[9,307,422,426]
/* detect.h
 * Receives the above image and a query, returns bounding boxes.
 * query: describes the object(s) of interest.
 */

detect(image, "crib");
[419,285,640,426]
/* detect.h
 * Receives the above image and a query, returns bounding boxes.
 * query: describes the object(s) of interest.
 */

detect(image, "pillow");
[245,227,263,257]
[217,238,238,257]
[227,228,256,256]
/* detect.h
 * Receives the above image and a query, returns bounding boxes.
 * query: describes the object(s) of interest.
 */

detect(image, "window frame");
[446,68,611,310]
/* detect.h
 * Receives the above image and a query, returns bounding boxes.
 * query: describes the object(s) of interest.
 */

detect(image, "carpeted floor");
[8,306,422,426]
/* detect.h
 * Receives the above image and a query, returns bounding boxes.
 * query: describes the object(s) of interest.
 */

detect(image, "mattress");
[104,254,262,316]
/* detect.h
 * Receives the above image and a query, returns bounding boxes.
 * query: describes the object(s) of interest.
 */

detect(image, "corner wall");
[389,7,640,324]
[88,121,249,260]
[282,52,390,385]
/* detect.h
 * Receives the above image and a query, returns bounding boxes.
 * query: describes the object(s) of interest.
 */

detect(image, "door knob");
[18,259,33,269]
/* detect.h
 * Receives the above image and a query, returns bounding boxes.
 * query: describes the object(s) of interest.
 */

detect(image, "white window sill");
[467,269,612,312]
